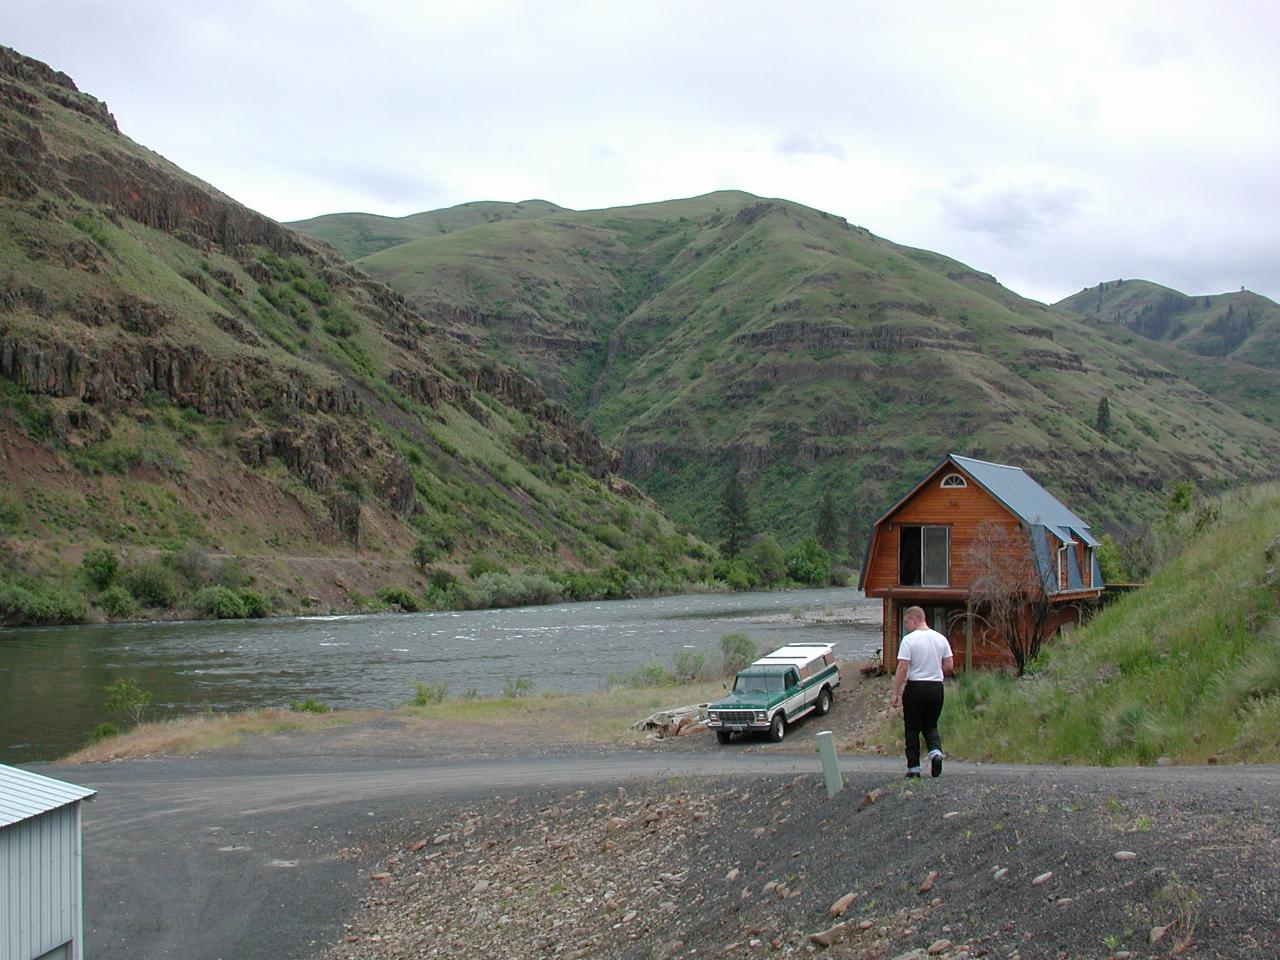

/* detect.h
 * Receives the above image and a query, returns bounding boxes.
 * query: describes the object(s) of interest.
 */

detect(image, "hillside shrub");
[458,573,564,610]
[105,677,152,725]
[785,536,832,586]
[467,555,507,579]
[746,534,787,586]
[718,631,758,676]
[123,562,179,608]
[81,547,119,589]
[376,585,420,612]
[412,681,448,706]
[502,675,534,698]
[713,557,759,591]
[238,589,270,618]
[98,584,138,618]
[0,581,88,625]
[289,697,329,713]
[411,537,437,572]
[428,568,458,592]
[212,556,252,590]
[170,542,210,585]
[193,585,247,619]
[673,650,709,681]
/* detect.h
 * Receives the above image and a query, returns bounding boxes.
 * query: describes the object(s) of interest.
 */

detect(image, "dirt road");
[31,750,1280,960]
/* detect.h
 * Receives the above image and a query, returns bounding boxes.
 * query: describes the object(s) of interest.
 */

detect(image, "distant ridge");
[287,199,568,259]
[305,191,1280,540]
[1056,279,1280,370]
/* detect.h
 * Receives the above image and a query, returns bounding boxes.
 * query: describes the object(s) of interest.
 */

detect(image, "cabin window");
[899,525,949,586]
[940,474,967,489]
[1085,547,1095,587]
[1056,543,1072,591]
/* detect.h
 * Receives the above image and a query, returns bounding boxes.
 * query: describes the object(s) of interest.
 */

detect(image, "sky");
[6,0,1279,304]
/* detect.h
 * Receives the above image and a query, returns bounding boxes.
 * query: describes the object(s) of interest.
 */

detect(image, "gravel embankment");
[322,768,1278,960]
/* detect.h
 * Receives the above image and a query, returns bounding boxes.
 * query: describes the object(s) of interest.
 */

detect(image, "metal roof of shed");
[950,455,1100,546]
[0,764,96,829]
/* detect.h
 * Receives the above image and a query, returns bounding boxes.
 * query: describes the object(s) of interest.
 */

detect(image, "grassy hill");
[343,192,1280,545]
[940,483,1280,765]
[0,46,709,624]
[1057,278,1280,370]
[286,200,566,260]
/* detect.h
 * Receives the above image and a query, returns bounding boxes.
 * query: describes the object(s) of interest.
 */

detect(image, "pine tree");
[1095,395,1111,435]
[815,487,839,555]
[718,466,753,559]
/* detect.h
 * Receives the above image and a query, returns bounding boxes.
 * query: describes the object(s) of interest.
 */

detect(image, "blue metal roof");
[950,455,1100,547]
[0,764,96,829]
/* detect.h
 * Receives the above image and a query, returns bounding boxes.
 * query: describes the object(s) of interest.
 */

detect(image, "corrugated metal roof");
[950,455,1100,546]
[0,764,96,829]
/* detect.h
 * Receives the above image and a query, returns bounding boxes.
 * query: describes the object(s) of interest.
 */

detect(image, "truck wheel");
[769,713,786,742]
[815,687,832,716]
[715,730,732,744]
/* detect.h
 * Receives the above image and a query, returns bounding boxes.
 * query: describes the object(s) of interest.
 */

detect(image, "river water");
[0,586,880,763]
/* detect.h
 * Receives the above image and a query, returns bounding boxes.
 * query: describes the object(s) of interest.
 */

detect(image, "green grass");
[939,483,1280,765]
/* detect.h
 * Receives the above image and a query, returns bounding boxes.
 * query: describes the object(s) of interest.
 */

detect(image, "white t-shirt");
[897,628,953,682]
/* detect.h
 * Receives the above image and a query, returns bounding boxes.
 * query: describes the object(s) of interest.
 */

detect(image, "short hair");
[904,605,926,623]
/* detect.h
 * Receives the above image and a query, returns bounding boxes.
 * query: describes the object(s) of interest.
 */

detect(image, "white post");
[816,730,843,798]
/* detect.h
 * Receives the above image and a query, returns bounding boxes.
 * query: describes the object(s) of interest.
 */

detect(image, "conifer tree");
[718,466,753,559]
[816,487,839,555]
[1095,395,1112,435]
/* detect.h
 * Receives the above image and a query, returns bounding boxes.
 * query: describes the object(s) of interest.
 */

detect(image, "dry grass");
[59,681,730,763]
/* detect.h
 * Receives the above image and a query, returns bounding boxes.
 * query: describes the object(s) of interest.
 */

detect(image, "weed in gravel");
[1156,874,1202,948]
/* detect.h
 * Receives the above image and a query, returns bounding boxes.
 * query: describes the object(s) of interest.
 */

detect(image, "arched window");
[940,474,967,489]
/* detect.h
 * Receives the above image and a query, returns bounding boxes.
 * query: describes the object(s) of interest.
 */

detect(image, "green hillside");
[1057,278,1280,370]
[0,46,708,624]
[286,199,566,259]
[940,483,1280,765]
[347,192,1280,544]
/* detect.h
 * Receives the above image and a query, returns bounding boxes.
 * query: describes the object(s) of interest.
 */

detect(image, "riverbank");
[61,662,894,764]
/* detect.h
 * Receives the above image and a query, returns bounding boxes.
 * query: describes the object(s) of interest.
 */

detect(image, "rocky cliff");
[0,45,694,616]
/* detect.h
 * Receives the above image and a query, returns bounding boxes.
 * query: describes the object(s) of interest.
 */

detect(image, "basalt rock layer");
[0,45,693,608]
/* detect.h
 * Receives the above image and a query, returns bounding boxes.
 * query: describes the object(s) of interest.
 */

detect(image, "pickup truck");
[705,643,840,743]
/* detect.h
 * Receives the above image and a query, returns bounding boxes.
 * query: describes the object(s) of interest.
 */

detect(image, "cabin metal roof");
[948,456,1100,547]
[0,764,96,829]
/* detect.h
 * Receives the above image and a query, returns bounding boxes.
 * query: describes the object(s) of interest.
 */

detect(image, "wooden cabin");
[858,454,1105,670]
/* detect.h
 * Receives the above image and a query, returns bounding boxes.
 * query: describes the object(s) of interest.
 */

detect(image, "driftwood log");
[632,703,710,739]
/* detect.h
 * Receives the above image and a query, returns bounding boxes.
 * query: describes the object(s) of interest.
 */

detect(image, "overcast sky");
[6,0,1278,304]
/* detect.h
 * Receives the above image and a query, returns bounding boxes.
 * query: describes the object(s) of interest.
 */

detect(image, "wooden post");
[965,599,974,673]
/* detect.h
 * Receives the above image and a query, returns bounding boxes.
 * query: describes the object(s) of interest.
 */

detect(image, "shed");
[1,765,96,960]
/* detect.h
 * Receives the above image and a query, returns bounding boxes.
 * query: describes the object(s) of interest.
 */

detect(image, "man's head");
[903,606,927,631]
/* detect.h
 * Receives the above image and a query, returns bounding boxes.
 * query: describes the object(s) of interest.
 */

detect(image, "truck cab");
[705,643,840,743]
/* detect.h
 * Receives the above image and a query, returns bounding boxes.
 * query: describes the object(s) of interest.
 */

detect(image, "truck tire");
[716,730,732,744]
[815,687,832,716]
[769,713,786,742]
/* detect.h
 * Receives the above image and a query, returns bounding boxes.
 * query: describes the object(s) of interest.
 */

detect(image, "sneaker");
[904,771,921,779]
[930,753,943,778]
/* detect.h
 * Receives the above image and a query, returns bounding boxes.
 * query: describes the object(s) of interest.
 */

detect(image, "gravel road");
[28,751,1280,960]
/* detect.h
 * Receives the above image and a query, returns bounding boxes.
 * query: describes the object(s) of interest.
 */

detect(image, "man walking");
[889,606,953,778]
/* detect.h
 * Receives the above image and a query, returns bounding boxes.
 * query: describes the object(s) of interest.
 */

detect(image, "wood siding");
[863,466,1022,595]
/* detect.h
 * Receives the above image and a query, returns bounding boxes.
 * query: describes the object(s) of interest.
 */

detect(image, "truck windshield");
[734,674,783,694]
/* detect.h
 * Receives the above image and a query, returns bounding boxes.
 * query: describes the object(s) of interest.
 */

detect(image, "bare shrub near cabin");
[964,521,1054,676]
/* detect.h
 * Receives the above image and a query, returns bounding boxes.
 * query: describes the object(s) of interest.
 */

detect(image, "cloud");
[936,181,1088,249]
[774,132,847,162]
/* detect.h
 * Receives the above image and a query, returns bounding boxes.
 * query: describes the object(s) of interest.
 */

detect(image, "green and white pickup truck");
[706,643,840,743]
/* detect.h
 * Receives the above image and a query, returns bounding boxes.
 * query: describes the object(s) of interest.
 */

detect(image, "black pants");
[903,680,944,769]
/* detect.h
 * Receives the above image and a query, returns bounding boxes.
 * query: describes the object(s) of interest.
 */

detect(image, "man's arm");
[942,655,954,677]
[890,657,909,707]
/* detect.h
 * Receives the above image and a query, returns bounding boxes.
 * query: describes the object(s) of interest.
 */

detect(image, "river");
[0,586,881,762]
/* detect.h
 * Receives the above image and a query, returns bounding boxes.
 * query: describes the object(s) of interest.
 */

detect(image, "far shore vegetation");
[1,467,858,628]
